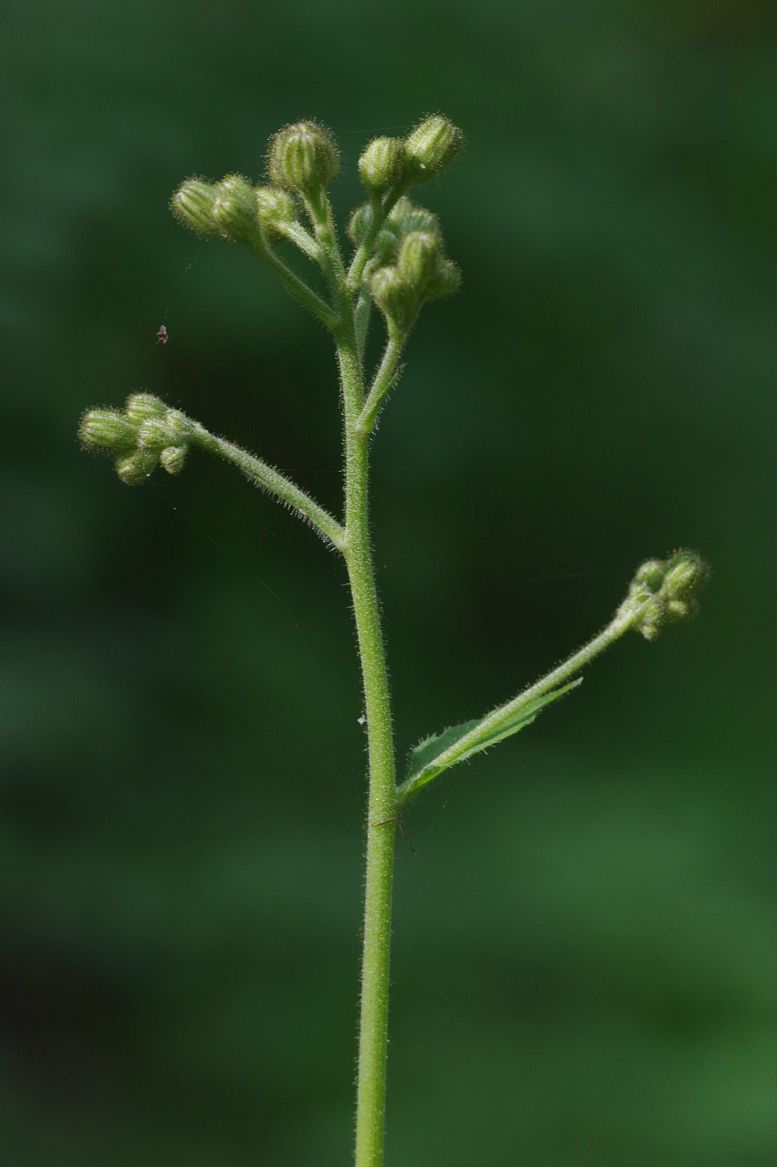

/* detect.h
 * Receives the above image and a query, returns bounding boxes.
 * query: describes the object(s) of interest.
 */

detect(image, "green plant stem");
[347,182,407,292]
[192,429,345,550]
[258,244,339,329]
[337,324,398,1167]
[396,607,637,806]
[358,332,405,434]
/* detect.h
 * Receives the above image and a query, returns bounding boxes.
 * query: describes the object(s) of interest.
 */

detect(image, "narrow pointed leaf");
[399,678,582,803]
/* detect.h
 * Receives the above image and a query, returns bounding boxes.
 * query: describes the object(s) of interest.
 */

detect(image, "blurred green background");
[3,0,776,1164]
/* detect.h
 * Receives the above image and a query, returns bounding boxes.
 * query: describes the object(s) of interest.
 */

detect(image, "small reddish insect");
[156,324,168,345]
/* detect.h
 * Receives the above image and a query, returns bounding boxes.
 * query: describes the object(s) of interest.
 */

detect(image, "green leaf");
[398,678,582,803]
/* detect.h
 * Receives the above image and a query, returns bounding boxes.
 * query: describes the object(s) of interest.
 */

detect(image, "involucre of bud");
[397,231,442,289]
[619,549,708,640]
[348,203,374,246]
[160,445,188,475]
[388,197,440,238]
[212,175,261,245]
[369,267,418,332]
[358,137,407,193]
[404,115,462,183]
[125,393,166,424]
[114,450,158,486]
[267,120,340,194]
[171,179,220,238]
[424,258,461,301]
[80,409,137,452]
[255,186,298,240]
[137,418,173,451]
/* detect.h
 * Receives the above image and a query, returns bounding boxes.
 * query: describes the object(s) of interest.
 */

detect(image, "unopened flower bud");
[114,450,158,486]
[388,198,440,237]
[423,258,461,301]
[80,409,137,452]
[164,409,195,442]
[255,186,298,240]
[171,179,220,238]
[212,175,261,245]
[398,231,441,289]
[348,203,374,245]
[125,393,166,424]
[160,445,188,475]
[369,267,417,332]
[358,137,407,192]
[267,120,340,194]
[137,418,173,451]
[404,115,462,183]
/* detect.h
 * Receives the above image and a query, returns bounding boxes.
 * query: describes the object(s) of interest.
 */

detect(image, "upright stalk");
[338,325,398,1167]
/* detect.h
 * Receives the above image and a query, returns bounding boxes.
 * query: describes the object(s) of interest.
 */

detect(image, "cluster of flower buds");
[172,174,300,247]
[357,115,463,195]
[79,394,195,485]
[349,196,460,331]
[619,550,709,640]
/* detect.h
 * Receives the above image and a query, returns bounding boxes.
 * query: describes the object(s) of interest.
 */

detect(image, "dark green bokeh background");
[3,1,776,1163]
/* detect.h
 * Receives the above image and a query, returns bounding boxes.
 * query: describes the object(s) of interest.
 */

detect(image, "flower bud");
[137,418,173,451]
[114,450,158,486]
[80,409,137,452]
[423,258,461,301]
[369,267,418,332]
[171,179,220,238]
[212,175,261,245]
[619,549,708,640]
[160,445,188,476]
[388,197,440,237]
[397,231,441,289]
[125,393,166,424]
[404,115,462,183]
[255,185,298,240]
[348,203,374,245]
[358,137,407,192]
[267,120,340,194]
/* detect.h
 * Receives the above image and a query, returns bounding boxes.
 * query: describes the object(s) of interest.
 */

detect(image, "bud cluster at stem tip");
[79,394,196,485]
[348,196,460,332]
[356,115,463,195]
[619,550,709,640]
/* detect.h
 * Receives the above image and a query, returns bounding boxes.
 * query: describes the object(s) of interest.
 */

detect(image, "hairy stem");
[338,324,398,1167]
[192,429,345,550]
[358,332,405,435]
[396,608,637,806]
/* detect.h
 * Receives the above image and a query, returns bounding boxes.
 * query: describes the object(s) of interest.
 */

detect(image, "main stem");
[338,325,398,1167]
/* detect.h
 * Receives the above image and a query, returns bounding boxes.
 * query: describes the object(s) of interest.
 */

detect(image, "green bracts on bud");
[171,179,221,238]
[212,175,261,245]
[125,393,166,424]
[404,115,462,183]
[398,231,441,287]
[80,409,137,452]
[255,186,298,240]
[115,450,158,486]
[160,445,188,475]
[79,394,197,487]
[389,197,440,237]
[620,550,709,640]
[267,120,340,194]
[369,267,418,333]
[358,137,407,193]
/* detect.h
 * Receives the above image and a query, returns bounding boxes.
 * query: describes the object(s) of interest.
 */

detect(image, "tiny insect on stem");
[373,816,416,855]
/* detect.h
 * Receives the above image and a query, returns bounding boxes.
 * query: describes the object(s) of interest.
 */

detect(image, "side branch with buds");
[79,114,708,1167]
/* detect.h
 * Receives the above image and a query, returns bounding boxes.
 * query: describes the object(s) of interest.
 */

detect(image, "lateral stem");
[192,429,345,551]
[357,332,405,434]
[396,610,636,806]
